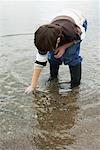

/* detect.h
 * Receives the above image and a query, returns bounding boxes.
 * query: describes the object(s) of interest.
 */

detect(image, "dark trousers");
[49,63,60,79]
[49,62,81,88]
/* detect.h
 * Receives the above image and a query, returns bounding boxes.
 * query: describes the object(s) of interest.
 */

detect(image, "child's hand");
[25,85,34,94]
[54,46,65,58]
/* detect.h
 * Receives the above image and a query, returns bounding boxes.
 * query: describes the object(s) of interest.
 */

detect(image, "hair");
[34,21,80,54]
[34,24,63,54]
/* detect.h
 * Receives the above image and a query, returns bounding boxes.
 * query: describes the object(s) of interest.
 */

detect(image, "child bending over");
[25,9,87,94]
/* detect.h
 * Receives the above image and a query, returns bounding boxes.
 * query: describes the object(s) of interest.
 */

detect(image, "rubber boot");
[69,63,81,88]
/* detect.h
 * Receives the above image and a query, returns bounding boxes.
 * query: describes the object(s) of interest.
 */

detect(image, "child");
[25,9,87,94]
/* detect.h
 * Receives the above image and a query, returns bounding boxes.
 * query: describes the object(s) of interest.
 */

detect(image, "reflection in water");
[31,81,80,149]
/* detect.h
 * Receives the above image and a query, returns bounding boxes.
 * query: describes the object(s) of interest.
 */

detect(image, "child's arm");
[25,52,48,94]
[31,67,42,89]
[25,67,42,94]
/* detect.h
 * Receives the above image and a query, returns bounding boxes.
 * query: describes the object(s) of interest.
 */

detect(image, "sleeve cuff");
[35,60,47,66]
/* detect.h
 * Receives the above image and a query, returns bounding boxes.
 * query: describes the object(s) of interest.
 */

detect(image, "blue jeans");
[48,42,82,66]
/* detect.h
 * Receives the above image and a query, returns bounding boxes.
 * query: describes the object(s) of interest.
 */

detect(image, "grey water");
[0,0,100,150]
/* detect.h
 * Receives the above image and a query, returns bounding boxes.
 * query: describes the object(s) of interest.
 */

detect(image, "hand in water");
[25,85,34,94]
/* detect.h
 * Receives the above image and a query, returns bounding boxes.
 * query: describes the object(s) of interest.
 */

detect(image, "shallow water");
[0,1,100,150]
